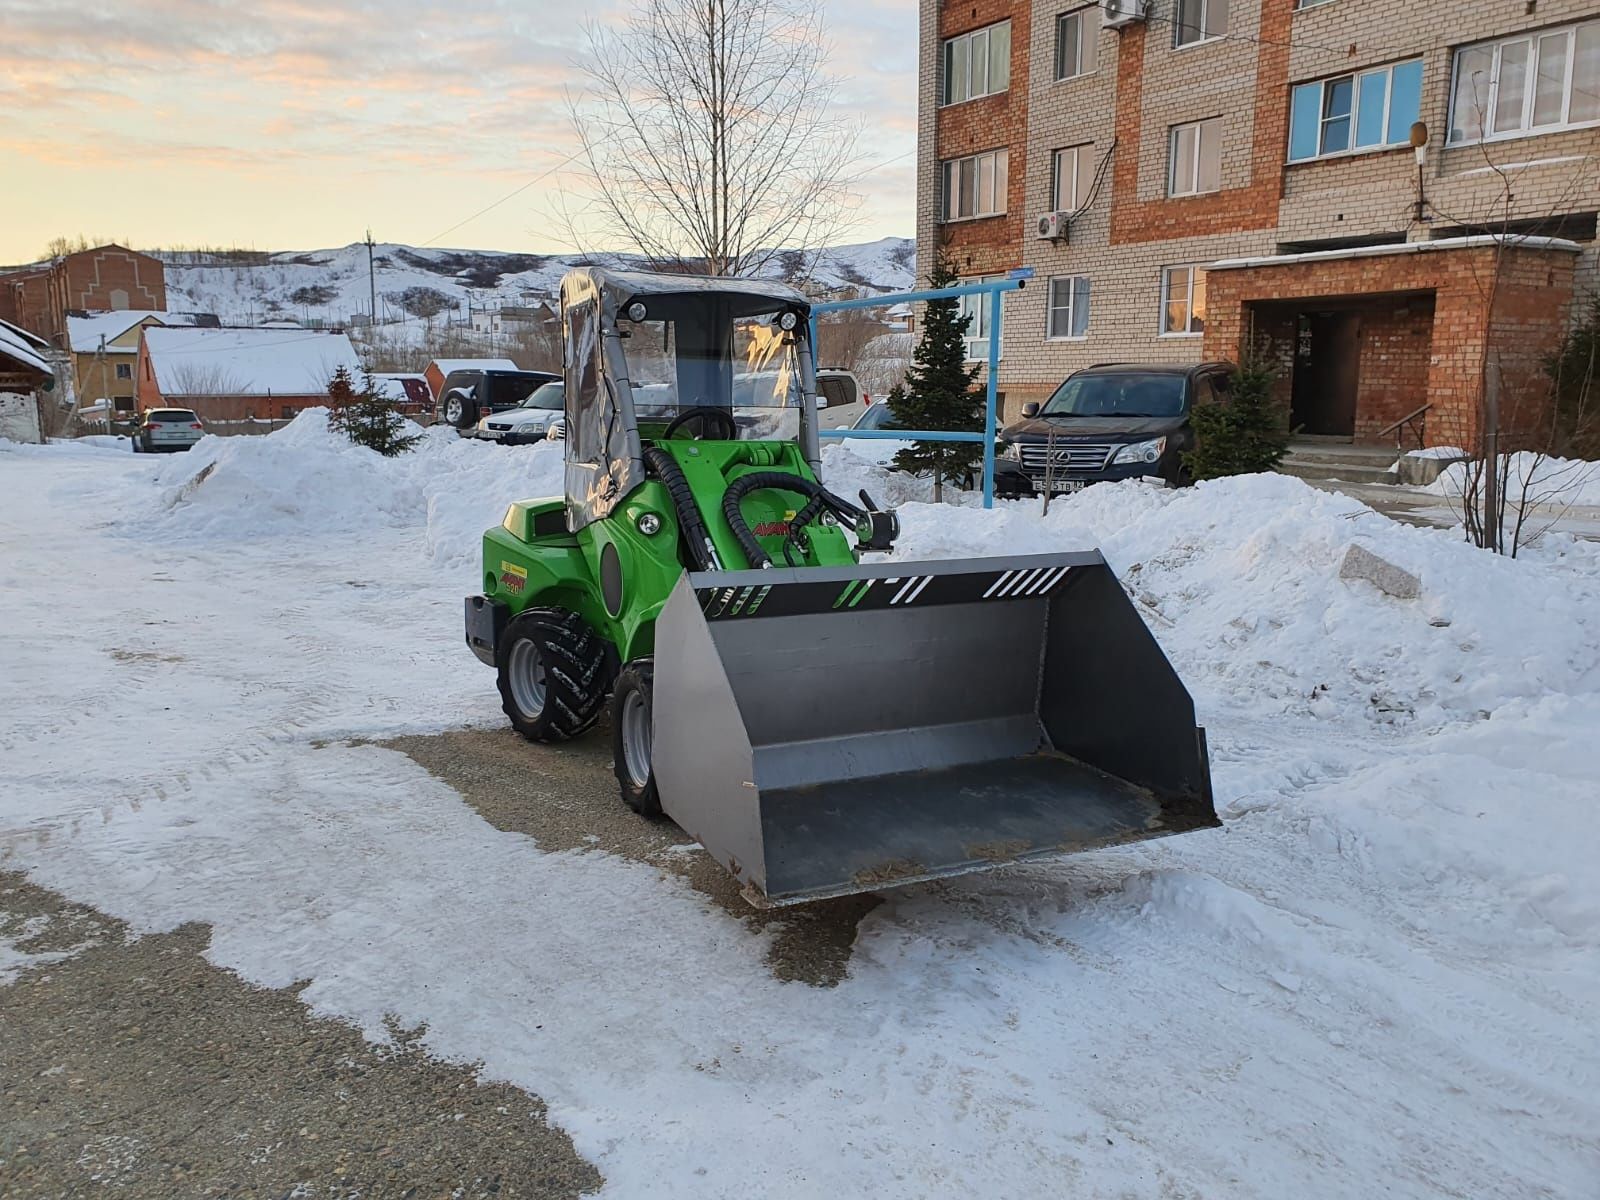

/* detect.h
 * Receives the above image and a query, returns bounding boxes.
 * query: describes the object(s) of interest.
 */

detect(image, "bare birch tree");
[567,0,862,276]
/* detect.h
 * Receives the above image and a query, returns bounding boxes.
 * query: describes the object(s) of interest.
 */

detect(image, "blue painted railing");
[809,277,1026,508]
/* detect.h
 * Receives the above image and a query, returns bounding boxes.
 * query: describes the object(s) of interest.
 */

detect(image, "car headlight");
[999,441,1021,461]
[1111,437,1167,466]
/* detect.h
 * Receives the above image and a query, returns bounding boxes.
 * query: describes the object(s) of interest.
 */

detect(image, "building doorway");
[1290,311,1361,437]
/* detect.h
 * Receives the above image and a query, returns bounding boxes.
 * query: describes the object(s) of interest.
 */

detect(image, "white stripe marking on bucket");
[905,575,935,604]
[998,567,1043,597]
[983,570,1017,599]
[1025,566,1069,595]
[890,576,921,604]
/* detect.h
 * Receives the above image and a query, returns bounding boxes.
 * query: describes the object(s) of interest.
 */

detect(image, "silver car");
[476,382,565,444]
[133,408,205,453]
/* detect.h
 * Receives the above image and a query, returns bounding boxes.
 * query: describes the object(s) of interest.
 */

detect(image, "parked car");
[994,362,1235,496]
[132,408,205,453]
[840,399,907,466]
[437,368,559,432]
[815,367,869,429]
[477,381,565,444]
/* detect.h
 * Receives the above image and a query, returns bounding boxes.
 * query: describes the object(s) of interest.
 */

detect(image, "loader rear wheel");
[611,659,661,817]
[496,609,607,742]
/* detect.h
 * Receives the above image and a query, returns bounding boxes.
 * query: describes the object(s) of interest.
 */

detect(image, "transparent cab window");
[618,311,802,440]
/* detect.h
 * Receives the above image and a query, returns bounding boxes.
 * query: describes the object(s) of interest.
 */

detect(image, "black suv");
[437,368,560,431]
[993,361,1234,497]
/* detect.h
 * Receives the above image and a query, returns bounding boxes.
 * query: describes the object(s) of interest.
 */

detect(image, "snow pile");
[828,452,1600,725]
[1428,451,1600,508]
[140,409,564,570]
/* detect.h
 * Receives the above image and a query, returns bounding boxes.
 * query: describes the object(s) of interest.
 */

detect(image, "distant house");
[0,318,57,442]
[136,327,362,429]
[372,372,432,415]
[66,310,204,418]
[423,357,519,399]
[0,245,167,346]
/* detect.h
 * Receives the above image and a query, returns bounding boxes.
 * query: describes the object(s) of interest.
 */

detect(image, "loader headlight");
[636,511,663,536]
[777,310,800,331]
[1111,437,1167,466]
[626,301,648,322]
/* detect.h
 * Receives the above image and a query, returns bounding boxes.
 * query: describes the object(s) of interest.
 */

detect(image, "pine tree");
[327,365,421,457]
[1182,361,1288,481]
[888,256,982,501]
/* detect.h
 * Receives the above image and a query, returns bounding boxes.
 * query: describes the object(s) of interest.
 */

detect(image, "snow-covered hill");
[160,238,916,328]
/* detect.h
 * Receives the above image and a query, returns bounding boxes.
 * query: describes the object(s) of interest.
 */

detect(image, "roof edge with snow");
[1209,234,1583,272]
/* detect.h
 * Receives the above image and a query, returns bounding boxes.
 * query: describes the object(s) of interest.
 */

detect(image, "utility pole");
[365,229,377,325]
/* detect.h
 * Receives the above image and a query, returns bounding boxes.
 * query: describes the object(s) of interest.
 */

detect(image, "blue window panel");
[1355,71,1389,147]
[1386,60,1424,145]
[1289,83,1322,160]
[1324,76,1354,119]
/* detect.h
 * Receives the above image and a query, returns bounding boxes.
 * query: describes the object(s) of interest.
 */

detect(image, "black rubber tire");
[611,659,661,817]
[442,391,477,430]
[495,608,608,743]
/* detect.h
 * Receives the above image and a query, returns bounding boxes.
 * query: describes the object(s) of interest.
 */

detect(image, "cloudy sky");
[0,0,916,264]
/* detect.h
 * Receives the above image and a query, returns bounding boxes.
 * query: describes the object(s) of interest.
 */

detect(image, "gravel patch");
[0,874,602,1199]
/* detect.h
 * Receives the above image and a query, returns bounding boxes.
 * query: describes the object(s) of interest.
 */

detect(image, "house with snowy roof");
[136,326,362,429]
[66,310,207,417]
[0,318,57,442]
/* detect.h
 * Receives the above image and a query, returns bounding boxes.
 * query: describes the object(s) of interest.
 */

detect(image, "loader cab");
[558,267,821,533]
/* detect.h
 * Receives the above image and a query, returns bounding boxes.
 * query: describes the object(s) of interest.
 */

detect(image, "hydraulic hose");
[720,471,865,569]
[643,446,717,572]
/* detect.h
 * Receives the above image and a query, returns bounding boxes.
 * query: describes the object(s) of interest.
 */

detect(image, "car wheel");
[495,608,608,742]
[442,393,475,429]
[611,658,661,817]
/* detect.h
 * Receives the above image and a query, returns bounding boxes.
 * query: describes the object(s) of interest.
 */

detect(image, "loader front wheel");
[611,659,661,817]
[496,609,607,743]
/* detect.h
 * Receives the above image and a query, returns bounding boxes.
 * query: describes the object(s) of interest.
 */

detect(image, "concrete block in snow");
[1339,544,1420,600]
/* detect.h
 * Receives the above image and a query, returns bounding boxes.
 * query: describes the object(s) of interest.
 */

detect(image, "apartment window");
[1161,266,1207,336]
[1169,119,1222,196]
[942,21,1011,105]
[1175,0,1227,47]
[1294,0,1336,8]
[1289,60,1424,161]
[942,149,1010,221]
[1052,145,1090,212]
[1054,8,1098,80]
[1047,276,1091,340]
[959,275,1005,361]
[1449,20,1600,144]
[115,362,132,380]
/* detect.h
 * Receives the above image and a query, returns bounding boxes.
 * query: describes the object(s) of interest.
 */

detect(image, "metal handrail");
[1375,403,1431,452]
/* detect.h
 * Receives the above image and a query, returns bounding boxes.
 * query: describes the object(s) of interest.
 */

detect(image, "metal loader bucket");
[652,552,1218,906]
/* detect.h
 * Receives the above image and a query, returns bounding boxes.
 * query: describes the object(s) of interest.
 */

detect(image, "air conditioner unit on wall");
[1036,212,1071,242]
[1100,0,1148,28]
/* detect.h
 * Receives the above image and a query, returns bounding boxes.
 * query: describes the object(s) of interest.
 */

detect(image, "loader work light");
[637,512,663,535]
[626,301,648,322]
[777,310,800,331]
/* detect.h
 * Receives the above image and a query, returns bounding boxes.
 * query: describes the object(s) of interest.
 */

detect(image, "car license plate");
[1049,479,1087,494]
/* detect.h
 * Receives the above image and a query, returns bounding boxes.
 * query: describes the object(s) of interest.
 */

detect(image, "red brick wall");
[1353,300,1434,443]
[933,0,1028,276]
[61,247,165,314]
[1203,244,1578,449]
[1108,1,1292,245]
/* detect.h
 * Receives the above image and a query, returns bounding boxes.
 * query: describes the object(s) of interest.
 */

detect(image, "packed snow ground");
[3,417,1598,1198]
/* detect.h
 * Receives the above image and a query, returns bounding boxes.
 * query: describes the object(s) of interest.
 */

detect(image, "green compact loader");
[464,267,1218,905]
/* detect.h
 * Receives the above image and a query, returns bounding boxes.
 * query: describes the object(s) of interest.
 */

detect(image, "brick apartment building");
[0,245,167,347]
[917,0,1600,447]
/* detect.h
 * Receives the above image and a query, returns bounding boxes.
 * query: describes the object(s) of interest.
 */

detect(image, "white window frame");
[1288,59,1424,162]
[959,274,1006,362]
[1159,266,1207,338]
[1046,276,1091,341]
[1294,0,1337,8]
[1168,118,1221,197]
[115,362,133,380]
[1447,20,1600,146]
[1051,144,1090,213]
[1174,0,1227,49]
[1054,8,1097,81]
[941,21,1011,107]
[941,149,1010,222]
